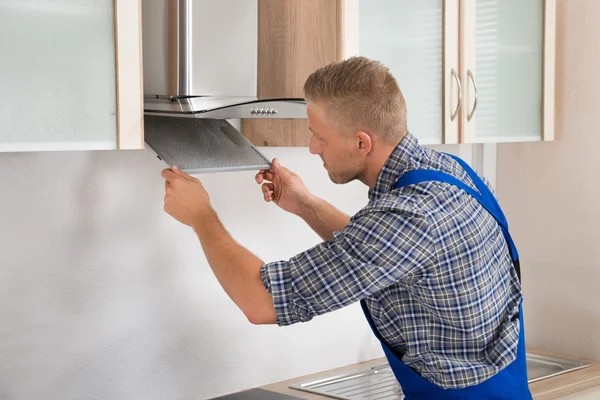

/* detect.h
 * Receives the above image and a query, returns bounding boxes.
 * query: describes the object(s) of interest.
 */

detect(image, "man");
[160,56,531,399]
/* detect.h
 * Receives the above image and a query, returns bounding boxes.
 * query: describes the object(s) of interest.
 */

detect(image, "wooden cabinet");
[0,0,144,152]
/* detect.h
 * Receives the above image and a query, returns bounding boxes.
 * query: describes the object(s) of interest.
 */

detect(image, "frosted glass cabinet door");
[359,0,460,145]
[0,0,143,152]
[461,0,555,142]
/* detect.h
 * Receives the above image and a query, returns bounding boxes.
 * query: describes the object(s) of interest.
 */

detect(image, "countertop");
[260,354,600,400]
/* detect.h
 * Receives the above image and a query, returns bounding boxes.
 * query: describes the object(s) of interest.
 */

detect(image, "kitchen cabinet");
[460,0,555,143]
[0,0,144,152]
[347,0,556,144]
[353,0,456,145]
[249,0,554,147]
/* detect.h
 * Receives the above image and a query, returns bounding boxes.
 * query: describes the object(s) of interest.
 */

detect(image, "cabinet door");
[460,0,555,143]
[357,0,460,145]
[0,0,143,152]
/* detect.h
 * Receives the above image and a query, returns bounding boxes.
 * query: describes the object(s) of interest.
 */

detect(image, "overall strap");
[446,154,508,228]
[395,156,520,280]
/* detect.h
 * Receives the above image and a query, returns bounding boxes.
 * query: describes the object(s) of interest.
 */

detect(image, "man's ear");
[355,131,372,158]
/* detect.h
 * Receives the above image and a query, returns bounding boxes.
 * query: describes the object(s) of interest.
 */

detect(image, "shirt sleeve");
[260,209,435,326]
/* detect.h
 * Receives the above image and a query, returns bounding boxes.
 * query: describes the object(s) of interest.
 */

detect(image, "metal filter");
[144,115,271,174]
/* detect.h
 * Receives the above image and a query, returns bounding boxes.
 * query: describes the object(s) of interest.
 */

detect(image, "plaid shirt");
[260,132,522,389]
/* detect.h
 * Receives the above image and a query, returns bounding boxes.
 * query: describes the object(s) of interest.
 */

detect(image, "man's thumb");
[271,158,281,172]
[171,165,190,179]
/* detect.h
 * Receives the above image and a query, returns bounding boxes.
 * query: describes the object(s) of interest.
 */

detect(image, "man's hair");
[303,56,407,144]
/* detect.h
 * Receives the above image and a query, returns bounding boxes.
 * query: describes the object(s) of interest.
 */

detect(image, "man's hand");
[161,166,211,228]
[255,159,315,216]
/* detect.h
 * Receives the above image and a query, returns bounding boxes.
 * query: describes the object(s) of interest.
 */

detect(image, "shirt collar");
[368,132,424,202]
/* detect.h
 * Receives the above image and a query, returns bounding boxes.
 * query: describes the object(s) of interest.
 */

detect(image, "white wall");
[497,0,600,361]
[0,147,389,400]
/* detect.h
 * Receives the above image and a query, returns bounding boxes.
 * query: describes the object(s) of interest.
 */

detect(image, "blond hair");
[303,56,407,144]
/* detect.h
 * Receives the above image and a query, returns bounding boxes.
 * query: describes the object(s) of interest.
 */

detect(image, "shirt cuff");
[260,260,314,326]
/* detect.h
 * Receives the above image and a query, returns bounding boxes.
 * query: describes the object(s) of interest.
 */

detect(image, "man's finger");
[255,172,265,184]
[262,182,274,194]
[262,183,274,202]
[171,165,194,180]
[262,171,275,182]
[161,168,179,183]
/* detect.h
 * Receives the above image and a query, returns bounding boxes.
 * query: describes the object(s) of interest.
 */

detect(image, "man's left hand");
[161,166,211,228]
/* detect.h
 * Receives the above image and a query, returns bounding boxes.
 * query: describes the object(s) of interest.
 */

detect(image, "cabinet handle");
[451,68,462,121]
[467,69,478,121]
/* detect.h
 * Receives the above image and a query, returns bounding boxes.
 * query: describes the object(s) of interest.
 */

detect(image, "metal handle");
[467,69,478,121]
[450,68,462,121]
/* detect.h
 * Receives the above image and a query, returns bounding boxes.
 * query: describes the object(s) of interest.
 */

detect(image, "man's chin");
[328,171,355,185]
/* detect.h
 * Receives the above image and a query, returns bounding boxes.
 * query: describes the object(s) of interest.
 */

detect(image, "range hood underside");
[144,115,271,174]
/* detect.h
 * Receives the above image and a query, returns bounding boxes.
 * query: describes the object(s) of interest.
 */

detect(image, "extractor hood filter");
[144,115,271,174]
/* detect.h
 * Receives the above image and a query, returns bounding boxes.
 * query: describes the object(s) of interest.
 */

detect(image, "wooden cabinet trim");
[114,0,144,150]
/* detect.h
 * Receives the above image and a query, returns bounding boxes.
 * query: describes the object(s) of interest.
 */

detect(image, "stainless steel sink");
[290,353,591,400]
[527,353,591,383]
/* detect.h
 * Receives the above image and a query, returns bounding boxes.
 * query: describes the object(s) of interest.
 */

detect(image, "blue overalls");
[361,155,532,399]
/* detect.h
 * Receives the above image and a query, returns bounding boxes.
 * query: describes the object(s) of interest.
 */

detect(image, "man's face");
[307,102,365,184]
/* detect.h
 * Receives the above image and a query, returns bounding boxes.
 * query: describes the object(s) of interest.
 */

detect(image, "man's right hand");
[255,159,314,216]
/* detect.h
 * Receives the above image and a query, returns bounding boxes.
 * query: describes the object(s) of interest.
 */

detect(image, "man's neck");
[361,140,403,189]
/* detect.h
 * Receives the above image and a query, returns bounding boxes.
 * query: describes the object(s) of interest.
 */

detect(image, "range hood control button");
[250,108,278,116]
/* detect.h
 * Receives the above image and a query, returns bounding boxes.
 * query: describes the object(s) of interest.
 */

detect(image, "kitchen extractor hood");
[142,0,307,173]
[144,96,307,119]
